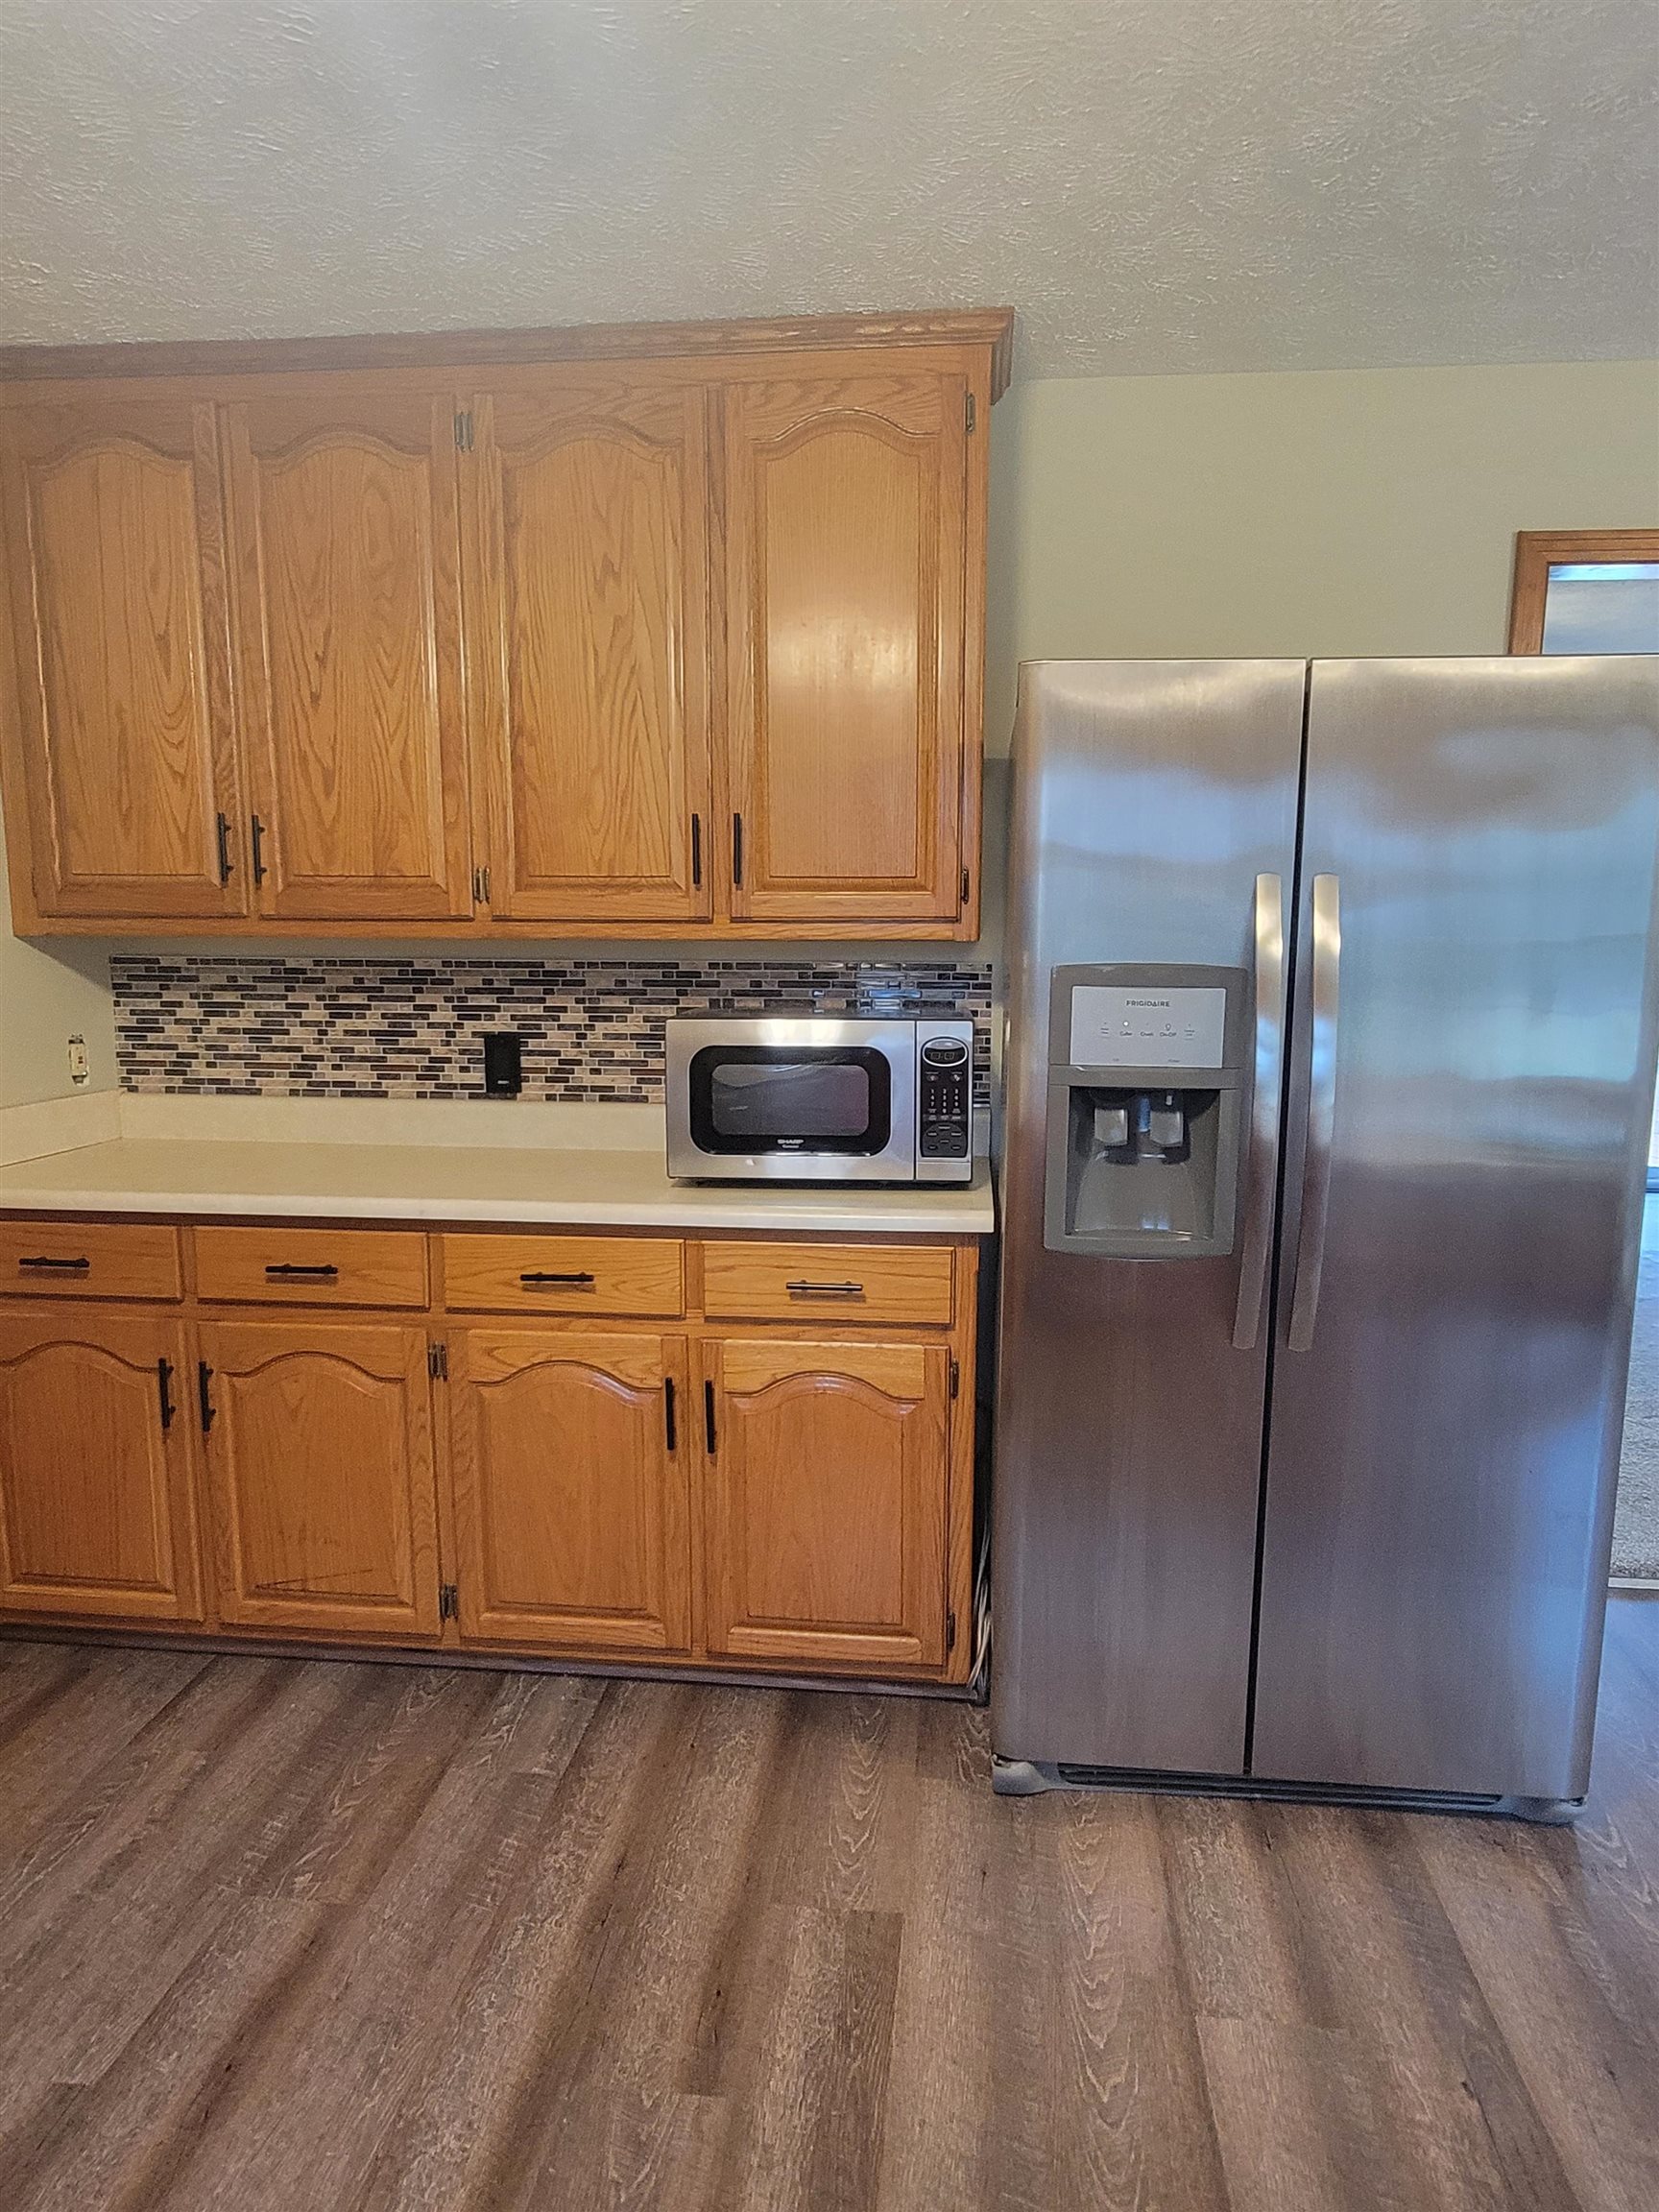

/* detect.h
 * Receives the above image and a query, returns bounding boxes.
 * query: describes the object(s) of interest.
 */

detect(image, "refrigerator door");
[1255,656,1659,1801]
[992,661,1305,1774]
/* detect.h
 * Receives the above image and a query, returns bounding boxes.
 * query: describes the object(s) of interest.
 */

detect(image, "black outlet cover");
[483,1032,524,1096]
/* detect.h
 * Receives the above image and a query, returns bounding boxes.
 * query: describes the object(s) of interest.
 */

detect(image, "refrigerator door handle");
[1232,871,1286,1350]
[1286,872,1342,1352]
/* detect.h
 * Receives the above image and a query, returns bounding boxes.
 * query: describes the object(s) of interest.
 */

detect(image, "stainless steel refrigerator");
[992,658,1659,1815]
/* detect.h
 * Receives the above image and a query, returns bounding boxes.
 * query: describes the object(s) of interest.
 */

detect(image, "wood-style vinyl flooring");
[2,1598,1657,2212]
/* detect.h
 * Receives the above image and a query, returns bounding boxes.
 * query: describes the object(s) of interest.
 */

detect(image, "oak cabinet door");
[722,369,968,926]
[222,386,472,920]
[448,1328,691,1654]
[0,395,244,921]
[703,1335,949,1671]
[464,376,713,923]
[199,1320,441,1637]
[0,1311,202,1620]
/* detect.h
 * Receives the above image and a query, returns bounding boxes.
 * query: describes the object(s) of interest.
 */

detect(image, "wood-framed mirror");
[1508,528,1659,654]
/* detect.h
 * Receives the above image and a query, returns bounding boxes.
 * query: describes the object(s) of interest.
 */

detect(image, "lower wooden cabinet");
[701,1335,950,1671]
[0,1226,976,1681]
[447,1327,692,1655]
[0,1310,202,1620]
[198,1319,442,1638]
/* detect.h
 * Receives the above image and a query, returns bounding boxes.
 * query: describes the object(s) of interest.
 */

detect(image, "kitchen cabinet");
[197,1318,442,1638]
[464,374,713,925]
[701,1334,951,1671]
[0,1213,979,1683]
[1,310,1008,941]
[447,1327,692,1654]
[0,392,245,921]
[0,1310,202,1620]
[222,382,473,921]
[721,367,972,928]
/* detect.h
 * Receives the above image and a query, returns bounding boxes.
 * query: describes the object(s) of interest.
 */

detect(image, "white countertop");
[0,1096,995,1237]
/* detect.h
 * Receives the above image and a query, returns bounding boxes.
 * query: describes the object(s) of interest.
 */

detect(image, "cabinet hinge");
[965,391,976,434]
[950,1358,960,1400]
[439,1582,460,1622]
[947,1607,957,1652]
[428,1341,448,1381]
[454,410,474,451]
[960,866,971,907]
[471,864,492,907]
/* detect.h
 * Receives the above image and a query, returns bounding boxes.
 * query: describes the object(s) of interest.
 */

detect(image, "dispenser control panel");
[1069,985,1229,1070]
[918,1035,972,1159]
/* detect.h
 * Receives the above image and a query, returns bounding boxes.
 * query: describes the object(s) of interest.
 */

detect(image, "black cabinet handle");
[518,1270,595,1286]
[264,1262,339,1279]
[197,1361,216,1434]
[690,812,702,889]
[663,1376,677,1453]
[17,1254,90,1271]
[215,811,234,883]
[251,812,268,886]
[784,1279,866,1298]
[704,1379,718,1456]
[156,1357,176,1431]
[732,811,744,887]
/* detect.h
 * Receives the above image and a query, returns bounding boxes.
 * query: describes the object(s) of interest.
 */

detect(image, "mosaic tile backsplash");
[111,955,995,1108]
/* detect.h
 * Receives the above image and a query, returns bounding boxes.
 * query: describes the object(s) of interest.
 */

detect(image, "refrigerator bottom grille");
[1004,1762,1584,1823]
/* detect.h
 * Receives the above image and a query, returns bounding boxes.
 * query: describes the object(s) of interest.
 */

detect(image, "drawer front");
[194,1226,428,1308]
[700,1240,955,1326]
[441,1235,685,1317]
[0,1220,182,1302]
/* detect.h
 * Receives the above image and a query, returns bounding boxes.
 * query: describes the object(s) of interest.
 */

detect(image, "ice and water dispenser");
[1043,964,1248,1258]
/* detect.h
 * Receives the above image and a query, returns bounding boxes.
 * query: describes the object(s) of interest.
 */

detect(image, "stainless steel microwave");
[665,1017,975,1184]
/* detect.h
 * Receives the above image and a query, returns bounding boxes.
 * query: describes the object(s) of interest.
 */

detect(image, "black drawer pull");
[704,1379,718,1456]
[251,811,268,886]
[663,1376,677,1452]
[690,812,702,888]
[732,811,744,887]
[156,1357,176,1431]
[784,1279,865,1298]
[215,810,234,883]
[264,1262,339,1279]
[17,1254,91,1271]
[519,1270,596,1286]
[198,1360,216,1434]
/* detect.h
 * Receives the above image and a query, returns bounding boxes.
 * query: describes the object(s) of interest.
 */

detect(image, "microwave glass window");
[711,1061,868,1137]
[688,1046,892,1155]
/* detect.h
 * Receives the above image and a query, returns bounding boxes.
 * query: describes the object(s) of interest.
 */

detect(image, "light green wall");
[0,818,115,1109]
[985,358,1659,751]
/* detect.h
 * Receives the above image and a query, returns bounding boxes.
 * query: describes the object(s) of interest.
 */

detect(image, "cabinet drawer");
[441,1235,685,1317]
[699,1241,955,1326]
[0,1220,182,1302]
[193,1227,428,1308]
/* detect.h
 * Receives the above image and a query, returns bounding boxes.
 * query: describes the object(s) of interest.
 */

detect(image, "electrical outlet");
[66,1033,90,1087]
[482,1032,524,1097]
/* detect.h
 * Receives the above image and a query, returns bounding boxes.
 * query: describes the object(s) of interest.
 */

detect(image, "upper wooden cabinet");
[222,383,473,920]
[0,393,245,920]
[722,368,968,926]
[0,310,1010,939]
[465,374,713,925]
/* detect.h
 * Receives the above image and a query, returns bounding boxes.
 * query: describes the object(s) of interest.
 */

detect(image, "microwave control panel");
[918,1033,973,1162]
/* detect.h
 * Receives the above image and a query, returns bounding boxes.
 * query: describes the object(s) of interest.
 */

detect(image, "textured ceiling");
[0,0,1654,377]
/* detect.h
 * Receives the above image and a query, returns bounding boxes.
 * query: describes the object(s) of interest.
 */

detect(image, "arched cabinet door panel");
[0,395,245,921]
[722,368,969,926]
[463,375,713,924]
[221,385,472,921]
[448,1328,691,1653]
[0,1312,203,1620]
[702,1335,949,1671]
[198,1319,441,1638]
